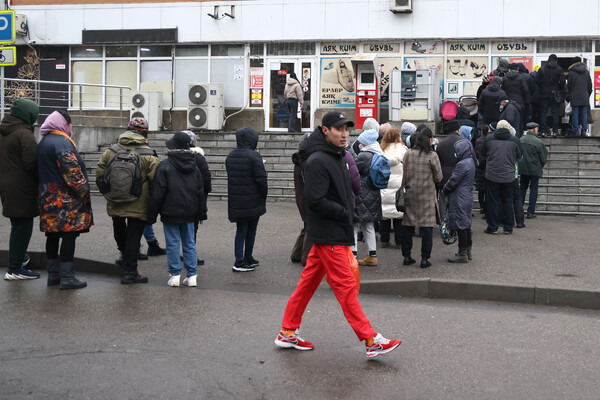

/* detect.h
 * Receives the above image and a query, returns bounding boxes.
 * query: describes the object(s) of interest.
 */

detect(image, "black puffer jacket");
[304,127,354,246]
[501,70,530,106]
[499,101,522,134]
[479,78,507,125]
[225,128,268,222]
[482,128,522,184]
[436,132,462,186]
[536,58,565,98]
[567,62,592,107]
[518,63,536,103]
[149,150,206,224]
[352,143,383,223]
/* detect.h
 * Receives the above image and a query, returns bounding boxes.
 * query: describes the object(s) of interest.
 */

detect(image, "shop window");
[140,46,172,58]
[105,46,137,58]
[211,58,244,107]
[71,61,102,108]
[71,46,102,58]
[174,59,209,107]
[106,61,137,108]
[175,46,208,57]
[212,44,244,57]
[267,42,315,56]
[141,61,173,107]
[536,39,592,53]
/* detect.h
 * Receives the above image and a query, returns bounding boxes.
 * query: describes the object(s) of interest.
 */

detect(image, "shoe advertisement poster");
[404,41,444,55]
[320,57,355,108]
[446,57,488,79]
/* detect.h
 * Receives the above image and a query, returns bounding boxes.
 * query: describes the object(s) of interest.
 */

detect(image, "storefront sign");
[364,43,400,53]
[447,41,487,54]
[491,40,533,54]
[277,69,288,75]
[320,42,359,55]
[250,67,263,88]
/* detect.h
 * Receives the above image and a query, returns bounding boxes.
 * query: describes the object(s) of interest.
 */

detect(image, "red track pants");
[281,243,377,341]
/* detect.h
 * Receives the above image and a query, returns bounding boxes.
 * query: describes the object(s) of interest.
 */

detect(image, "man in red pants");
[274,111,401,358]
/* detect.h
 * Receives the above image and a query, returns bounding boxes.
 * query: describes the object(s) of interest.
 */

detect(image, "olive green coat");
[96,131,159,221]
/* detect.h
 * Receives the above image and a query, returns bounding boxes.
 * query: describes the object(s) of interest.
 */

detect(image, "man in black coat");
[501,63,529,134]
[567,56,593,136]
[518,63,536,126]
[498,96,523,137]
[275,111,401,358]
[536,54,566,136]
[436,120,462,222]
[479,77,507,126]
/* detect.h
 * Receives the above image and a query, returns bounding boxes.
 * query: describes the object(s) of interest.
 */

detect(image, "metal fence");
[1,78,132,127]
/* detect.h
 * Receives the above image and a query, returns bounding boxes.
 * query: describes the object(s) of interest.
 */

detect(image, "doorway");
[265,59,313,131]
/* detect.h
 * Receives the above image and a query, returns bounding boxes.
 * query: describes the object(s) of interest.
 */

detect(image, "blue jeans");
[163,223,197,276]
[235,217,259,262]
[143,224,157,242]
[539,96,560,134]
[571,105,588,135]
[520,175,540,215]
[486,180,515,232]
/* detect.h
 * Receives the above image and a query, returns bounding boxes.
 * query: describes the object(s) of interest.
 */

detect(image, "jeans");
[164,223,197,276]
[486,180,515,232]
[520,175,540,215]
[539,96,560,134]
[235,217,259,262]
[8,217,33,269]
[571,105,589,135]
[400,225,433,259]
[352,221,376,255]
[143,224,157,242]
[287,98,299,132]
[112,217,146,276]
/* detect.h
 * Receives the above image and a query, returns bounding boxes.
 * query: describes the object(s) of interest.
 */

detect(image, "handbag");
[395,185,407,213]
[552,90,563,104]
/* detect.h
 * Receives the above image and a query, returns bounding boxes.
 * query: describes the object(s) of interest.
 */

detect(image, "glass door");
[266,59,313,131]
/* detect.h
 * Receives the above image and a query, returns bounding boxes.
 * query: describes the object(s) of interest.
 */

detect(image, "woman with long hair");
[379,128,407,248]
[400,127,442,268]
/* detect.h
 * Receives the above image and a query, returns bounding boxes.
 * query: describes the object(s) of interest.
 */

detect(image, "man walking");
[519,122,548,219]
[0,99,41,280]
[274,111,401,358]
[567,56,592,137]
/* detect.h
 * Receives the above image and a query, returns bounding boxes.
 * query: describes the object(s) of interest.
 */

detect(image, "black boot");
[420,257,432,268]
[59,261,87,290]
[466,246,472,261]
[448,248,468,263]
[121,274,148,284]
[403,256,416,265]
[147,240,166,256]
[46,258,60,286]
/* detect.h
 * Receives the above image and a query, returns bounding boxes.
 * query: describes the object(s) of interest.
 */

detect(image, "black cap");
[496,95,509,104]
[321,111,354,128]
[443,120,460,134]
[526,122,539,130]
[166,131,191,150]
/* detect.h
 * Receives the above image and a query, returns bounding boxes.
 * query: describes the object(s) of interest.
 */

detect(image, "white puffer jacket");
[380,142,407,219]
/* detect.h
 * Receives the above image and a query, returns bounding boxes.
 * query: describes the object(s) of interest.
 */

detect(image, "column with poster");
[250,67,264,108]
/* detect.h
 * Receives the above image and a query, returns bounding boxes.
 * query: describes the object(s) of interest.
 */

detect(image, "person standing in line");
[519,122,548,219]
[400,127,443,269]
[379,128,407,249]
[567,56,593,137]
[37,111,93,289]
[0,99,41,281]
[274,111,401,358]
[148,132,205,287]
[536,54,565,136]
[435,120,462,223]
[501,63,530,135]
[141,225,166,258]
[479,77,507,127]
[444,140,476,263]
[96,117,159,284]
[498,96,522,138]
[475,125,490,216]
[284,73,304,132]
[226,127,268,272]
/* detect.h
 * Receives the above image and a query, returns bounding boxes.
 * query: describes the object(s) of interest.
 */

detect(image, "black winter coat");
[479,83,507,125]
[567,62,592,107]
[482,128,522,183]
[536,59,565,98]
[303,127,354,246]
[436,132,462,186]
[474,135,487,191]
[225,128,268,222]
[443,140,476,231]
[499,101,522,134]
[0,115,39,218]
[518,64,537,104]
[149,151,206,225]
[502,70,530,106]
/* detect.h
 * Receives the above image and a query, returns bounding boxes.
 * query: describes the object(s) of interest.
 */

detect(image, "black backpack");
[97,144,157,203]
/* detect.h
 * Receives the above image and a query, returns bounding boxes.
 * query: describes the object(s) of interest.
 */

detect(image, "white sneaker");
[183,275,197,287]
[167,275,180,287]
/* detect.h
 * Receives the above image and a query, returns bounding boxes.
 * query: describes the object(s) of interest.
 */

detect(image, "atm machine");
[390,69,439,122]
[351,55,379,129]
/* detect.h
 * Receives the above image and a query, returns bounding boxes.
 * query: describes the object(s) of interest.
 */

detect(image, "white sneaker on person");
[183,275,197,287]
[167,275,180,287]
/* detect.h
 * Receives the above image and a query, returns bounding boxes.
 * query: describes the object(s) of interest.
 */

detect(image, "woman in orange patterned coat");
[37,111,93,289]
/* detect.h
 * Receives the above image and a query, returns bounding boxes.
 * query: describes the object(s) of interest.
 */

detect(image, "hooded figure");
[284,73,304,132]
[498,96,522,136]
[479,76,507,125]
[567,57,593,135]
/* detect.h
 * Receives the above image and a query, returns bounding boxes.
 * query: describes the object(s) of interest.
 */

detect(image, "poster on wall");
[446,57,488,79]
[491,56,533,73]
[250,67,264,88]
[594,69,600,108]
[251,89,263,105]
[404,40,444,55]
[404,57,444,99]
[378,58,403,107]
[320,57,355,108]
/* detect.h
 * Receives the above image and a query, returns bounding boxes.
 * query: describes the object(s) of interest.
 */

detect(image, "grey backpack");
[97,144,156,203]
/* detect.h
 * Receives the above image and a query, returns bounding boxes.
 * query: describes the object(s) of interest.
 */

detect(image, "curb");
[3,250,600,311]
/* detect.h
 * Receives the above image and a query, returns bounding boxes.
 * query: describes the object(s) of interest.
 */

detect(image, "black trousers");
[46,232,79,262]
[380,218,402,245]
[400,225,433,259]
[9,217,33,269]
[457,228,472,249]
[112,217,146,276]
[287,98,300,132]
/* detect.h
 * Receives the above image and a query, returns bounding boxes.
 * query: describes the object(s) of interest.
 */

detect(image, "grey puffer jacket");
[352,142,383,223]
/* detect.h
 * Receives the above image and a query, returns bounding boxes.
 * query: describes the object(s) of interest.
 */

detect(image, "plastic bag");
[346,246,360,296]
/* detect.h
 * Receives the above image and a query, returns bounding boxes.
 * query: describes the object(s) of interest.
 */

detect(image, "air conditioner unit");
[187,83,224,130]
[15,14,28,36]
[130,91,163,131]
[389,0,412,13]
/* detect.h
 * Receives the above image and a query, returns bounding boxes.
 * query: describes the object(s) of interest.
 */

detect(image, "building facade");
[5,0,600,132]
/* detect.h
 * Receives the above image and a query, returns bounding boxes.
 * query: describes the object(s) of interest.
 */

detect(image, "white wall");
[14,0,600,46]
